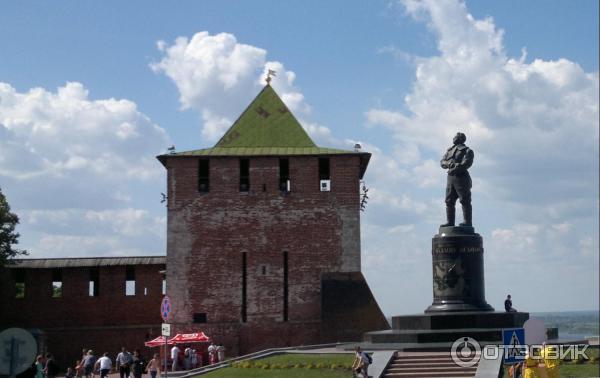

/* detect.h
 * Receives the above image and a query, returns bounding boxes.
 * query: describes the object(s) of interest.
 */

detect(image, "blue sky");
[0,0,598,314]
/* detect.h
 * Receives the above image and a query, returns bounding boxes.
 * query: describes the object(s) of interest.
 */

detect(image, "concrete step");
[384,373,475,377]
[393,356,456,362]
[389,362,465,368]
[383,351,479,378]
[394,354,457,359]
[387,366,476,373]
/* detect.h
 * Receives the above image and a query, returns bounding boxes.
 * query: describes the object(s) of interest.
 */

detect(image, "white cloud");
[360,0,598,314]
[151,31,335,145]
[367,0,598,215]
[0,82,168,182]
[0,82,169,258]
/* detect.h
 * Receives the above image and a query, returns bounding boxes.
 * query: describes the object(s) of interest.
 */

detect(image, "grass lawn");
[200,353,355,378]
[559,363,600,377]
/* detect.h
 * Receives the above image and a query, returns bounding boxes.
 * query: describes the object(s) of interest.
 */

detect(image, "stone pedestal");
[426,226,494,312]
[364,311,529,346]
[362,224,529,349]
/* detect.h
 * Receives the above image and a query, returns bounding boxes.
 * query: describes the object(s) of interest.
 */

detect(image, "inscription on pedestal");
[434,246,484,254]
[426,231,494,312]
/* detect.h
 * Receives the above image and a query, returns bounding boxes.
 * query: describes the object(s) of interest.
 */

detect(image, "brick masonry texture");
[164,154,389,355]
[0,153,389,364]
[0,264,165,368]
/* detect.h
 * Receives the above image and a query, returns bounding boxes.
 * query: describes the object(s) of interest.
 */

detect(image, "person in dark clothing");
[131,350,146,378]
[116,347,132,378]
[44,353,59,378]
[505,294,517,312]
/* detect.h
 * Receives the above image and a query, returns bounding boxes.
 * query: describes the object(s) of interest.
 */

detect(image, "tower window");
[241,252,247,322]
[198,159,209,192]
[52,269,63,298]
[125,266,136,296]
[14,269,25,299]
[193,313,207,323]
[240,159,250,192]
[318,158,330,180]
[283,251,289,321]
[89,268,99,297]
[279,158,290,192]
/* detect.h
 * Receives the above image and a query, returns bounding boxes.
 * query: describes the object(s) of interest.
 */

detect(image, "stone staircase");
[382,351,478,377]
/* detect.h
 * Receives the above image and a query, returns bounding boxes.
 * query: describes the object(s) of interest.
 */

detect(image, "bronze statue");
[440,132,473,227]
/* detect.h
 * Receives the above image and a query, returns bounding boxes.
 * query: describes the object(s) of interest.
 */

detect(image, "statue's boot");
[440,206,455,227]
[459,204,472,226]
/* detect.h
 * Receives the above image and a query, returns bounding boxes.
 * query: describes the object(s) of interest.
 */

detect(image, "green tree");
[0,186,27,266]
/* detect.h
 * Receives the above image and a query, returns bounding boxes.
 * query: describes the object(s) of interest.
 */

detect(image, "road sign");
[0,328,38,377]
[161,323,171,337]
[503,328,526,364]
[160,296,172,322]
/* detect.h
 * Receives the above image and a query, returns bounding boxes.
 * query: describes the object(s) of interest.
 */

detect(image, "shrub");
[315,363,325,369]
[293,364,302,369]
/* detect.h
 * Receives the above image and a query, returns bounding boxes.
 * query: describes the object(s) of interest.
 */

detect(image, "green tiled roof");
[157,84,371,177]
[214,85,316,148]
[169,146,357,157]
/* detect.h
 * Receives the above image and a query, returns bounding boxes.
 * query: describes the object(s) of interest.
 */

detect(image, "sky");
[0,0,598,315]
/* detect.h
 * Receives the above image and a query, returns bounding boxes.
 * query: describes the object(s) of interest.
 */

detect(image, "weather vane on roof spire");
[265,69,276,85]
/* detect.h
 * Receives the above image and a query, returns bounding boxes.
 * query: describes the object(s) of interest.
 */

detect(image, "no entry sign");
[160,296,172,322]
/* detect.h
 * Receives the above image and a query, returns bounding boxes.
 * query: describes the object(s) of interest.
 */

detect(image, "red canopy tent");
[168,332,211,344]
[144,336,172,347]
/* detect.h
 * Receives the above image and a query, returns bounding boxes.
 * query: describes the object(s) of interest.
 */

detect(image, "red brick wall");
[0,264,165,368]
[164,155,368,354]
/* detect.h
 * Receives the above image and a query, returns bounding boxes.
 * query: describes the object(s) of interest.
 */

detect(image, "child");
[75,360,84,378]
[146,354,161,378]
[65,367,75,378]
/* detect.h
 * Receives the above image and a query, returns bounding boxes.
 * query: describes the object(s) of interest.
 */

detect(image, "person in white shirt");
[352,346,370,377]
[217,345,225,363]
[184,347,191,370]
[170,345,180,371]
[207,343,216,365]
[94,353,112,378]
[115,347,132,378]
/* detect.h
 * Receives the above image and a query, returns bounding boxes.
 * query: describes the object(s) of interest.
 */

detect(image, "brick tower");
[157,84,388,355]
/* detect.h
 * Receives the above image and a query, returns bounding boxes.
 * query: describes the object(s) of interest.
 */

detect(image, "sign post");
[160,296,172,378]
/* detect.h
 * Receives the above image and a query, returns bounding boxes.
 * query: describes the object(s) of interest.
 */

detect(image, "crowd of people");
[169,342,225,371]
[24,343,226,378]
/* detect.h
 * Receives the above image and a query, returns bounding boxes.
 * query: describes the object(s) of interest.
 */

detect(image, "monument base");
[427,226,494,312]
[364,311,529,346]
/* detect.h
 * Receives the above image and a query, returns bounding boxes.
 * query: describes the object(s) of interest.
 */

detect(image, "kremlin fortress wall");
[0,84,389,365]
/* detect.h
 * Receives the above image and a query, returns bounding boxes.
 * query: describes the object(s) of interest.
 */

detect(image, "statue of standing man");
[440,132,473,227]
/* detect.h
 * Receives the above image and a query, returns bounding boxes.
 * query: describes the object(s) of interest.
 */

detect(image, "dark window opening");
[52,269,63,298]
[241,252,247,322]
[14,269,25,299]
[240,159,250,192]
[318,158,330,180]
[125,266,136,296]
[261,265,267,275]
[198,159,210,192]
[89,268,99,297]
[193,313,207,323]
[279,158,290,192]
[283,251,289,322]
